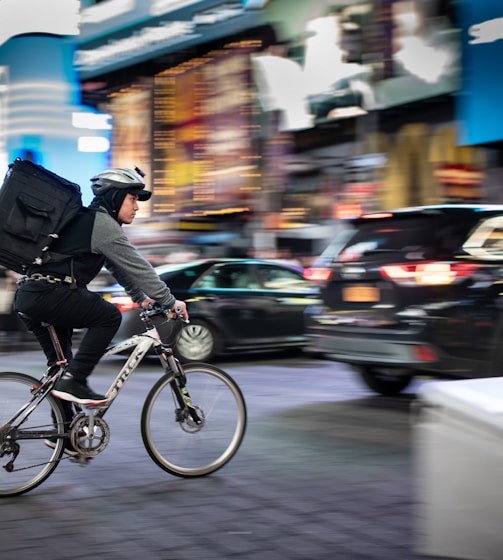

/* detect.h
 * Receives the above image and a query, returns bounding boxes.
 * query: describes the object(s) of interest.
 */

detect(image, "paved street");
[0,349,445,560]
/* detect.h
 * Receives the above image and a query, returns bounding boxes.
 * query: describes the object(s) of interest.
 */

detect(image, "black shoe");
[52,375,108,406]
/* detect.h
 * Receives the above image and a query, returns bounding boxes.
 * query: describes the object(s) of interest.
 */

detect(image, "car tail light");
[380,262,480,286]
[361,212,394,219]
[413,344,438,362]
[108,295,139,313]
[304,268,332,282]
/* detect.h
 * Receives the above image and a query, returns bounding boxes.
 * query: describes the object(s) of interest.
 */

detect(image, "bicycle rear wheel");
[0,372,66,497]
[141,363,247,477]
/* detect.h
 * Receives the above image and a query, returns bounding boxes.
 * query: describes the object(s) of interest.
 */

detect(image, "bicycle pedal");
[69,455,93,466]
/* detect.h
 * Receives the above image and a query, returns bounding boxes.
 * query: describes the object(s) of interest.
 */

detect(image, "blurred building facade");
[0,0,112,202]
[3,0,503,259]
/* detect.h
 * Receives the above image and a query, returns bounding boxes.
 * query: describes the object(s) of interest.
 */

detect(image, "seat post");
[41,322,68,367]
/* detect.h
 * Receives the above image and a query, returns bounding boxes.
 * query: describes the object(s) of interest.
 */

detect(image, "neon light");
[75,21,197,68]
[72,112,112,130]
[76,4,246,71]
[78,137,110,153]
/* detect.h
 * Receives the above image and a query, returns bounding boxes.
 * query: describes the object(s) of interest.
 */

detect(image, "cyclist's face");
[118,193,140,224]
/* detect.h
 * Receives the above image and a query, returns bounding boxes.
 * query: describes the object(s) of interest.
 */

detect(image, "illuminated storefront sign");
[151,44,258,215]
[252,0,460,130]
[79,0,202,32]
[0,34,109,200]
[252,6,376,131]
[75,20,199,69]
[109,86,153,217]
[457,0,503,145]
[434,164,484,200]
[77,0,260,78]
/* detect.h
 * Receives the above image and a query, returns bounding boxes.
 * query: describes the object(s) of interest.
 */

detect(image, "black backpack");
[0,158,83,274]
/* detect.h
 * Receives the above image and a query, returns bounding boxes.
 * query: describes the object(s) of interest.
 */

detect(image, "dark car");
[304,204,503,395]
[98,258,320,362]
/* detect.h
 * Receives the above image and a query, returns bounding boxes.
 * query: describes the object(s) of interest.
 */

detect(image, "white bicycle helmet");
[90,166,151,200]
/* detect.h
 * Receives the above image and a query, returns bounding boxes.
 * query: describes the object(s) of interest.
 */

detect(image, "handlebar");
[139,304,189,323]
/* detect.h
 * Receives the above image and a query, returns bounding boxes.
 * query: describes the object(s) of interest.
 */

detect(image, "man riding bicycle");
[14,167,189,408]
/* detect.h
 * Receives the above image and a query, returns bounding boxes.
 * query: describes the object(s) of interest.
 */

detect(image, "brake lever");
[172,307,190,323]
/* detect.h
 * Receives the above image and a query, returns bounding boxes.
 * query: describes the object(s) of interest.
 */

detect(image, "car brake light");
[380,262,480,286]
[304,268,332,282]
[109,296,139,313]
[361,212,394,219]
[413,344,438,362]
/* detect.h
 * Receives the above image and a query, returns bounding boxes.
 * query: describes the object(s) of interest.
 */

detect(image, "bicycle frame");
[99,326,172,410]
[87,315,202,436]
[0,308,245,495]
[7,311,189,432]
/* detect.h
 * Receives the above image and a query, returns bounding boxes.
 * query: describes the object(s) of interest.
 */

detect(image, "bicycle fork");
[160,351,203,428]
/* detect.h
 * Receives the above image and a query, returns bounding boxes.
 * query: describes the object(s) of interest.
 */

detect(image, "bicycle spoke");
[141,363,246,477]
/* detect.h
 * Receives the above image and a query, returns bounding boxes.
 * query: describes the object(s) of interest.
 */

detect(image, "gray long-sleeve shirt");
[91,207,176,309]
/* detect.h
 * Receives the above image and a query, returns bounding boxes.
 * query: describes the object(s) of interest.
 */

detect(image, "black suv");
[304,205,503,395]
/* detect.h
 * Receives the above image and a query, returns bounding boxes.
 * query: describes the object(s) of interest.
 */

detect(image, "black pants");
[14,281,122,383]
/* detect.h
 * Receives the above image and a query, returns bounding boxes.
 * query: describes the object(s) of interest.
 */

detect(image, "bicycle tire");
[141,363,247,477]
[0,372,66,497]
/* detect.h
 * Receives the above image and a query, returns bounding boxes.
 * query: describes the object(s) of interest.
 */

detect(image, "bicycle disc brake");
[70,413,110,457]
[177,405,205,433]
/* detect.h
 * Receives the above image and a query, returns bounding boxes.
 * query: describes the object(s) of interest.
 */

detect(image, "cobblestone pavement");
[0,350,447,560]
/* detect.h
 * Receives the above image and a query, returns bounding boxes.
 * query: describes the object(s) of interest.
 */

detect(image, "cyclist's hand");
[140,297,156,310]
[169,299,189,321]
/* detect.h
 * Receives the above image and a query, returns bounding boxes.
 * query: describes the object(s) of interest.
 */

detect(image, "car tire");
[175,319,221,363]
[357,365,413,396]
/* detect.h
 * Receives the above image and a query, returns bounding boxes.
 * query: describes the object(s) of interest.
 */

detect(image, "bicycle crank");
[70,413,110,456]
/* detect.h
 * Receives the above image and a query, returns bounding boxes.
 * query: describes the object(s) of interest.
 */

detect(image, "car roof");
[356,204,503,222]
[153,258,303,275]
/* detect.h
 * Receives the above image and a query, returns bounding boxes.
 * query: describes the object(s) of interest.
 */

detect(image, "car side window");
[196,274,216,288]
[258,265,308,291]
[197,264,259,289]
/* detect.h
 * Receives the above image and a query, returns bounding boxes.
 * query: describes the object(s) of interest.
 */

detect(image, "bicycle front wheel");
[0,372,66,497]
[141,363,247,477]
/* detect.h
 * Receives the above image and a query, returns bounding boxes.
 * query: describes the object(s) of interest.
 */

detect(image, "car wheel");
[357,365,413,396]
[175,319,220,362]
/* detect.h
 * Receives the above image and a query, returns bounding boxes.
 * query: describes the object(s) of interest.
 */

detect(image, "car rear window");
[329,213,481,263]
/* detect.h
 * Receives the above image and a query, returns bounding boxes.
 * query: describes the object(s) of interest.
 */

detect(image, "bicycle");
[0,306,247,497]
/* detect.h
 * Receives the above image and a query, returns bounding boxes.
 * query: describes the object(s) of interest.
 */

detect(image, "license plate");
[342,285,380,302]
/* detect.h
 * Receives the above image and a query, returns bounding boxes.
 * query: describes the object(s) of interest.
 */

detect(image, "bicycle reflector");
[380,262,480,286]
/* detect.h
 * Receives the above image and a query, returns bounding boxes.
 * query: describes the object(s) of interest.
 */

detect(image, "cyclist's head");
[90,167,151,201]
[89,167,151,223]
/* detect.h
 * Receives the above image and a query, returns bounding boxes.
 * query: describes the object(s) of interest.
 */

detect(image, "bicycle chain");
[4,454,73,472]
